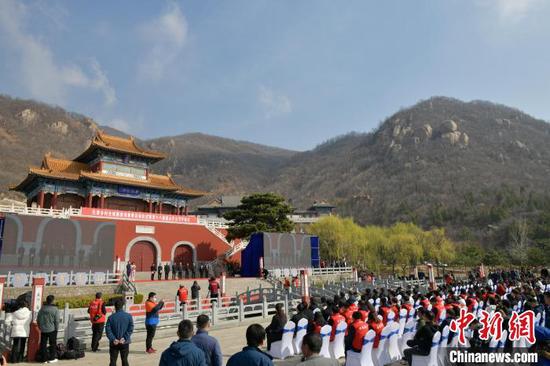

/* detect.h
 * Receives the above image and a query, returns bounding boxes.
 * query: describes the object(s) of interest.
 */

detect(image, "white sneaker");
[47,359,59,363]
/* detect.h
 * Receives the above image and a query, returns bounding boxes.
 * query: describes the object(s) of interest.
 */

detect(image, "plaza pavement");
[133,276,273,301]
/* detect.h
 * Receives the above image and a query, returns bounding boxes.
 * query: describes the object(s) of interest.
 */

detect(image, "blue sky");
[1,0,549,151]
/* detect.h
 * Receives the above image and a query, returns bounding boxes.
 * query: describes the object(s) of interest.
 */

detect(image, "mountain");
[268,97,550,244]
[146,133,295,194]
[2,94,550,247]
[0,95,296,203]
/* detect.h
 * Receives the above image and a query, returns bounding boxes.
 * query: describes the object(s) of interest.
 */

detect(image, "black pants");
[91,322,105,351]
[109,343,129,366]
[39,331,57,361]
[172,271,176,279]
[157,272,161,280]
[151,272,155,280]
[10,337,27,363]
[266,329,282,351]
[403,346,429,366]
[146,325,156,350]
[165,272,169,280]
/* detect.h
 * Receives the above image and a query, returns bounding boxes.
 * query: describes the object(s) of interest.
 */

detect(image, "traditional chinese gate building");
[4,131,233,272]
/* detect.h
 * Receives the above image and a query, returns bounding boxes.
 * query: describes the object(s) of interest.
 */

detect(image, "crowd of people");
[265,268,550,365]
[3,267,549,365]
[124,262,215,281]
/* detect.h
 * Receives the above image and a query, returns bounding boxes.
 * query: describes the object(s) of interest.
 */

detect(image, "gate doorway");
[129,241,156,271]
[173,244,194,267]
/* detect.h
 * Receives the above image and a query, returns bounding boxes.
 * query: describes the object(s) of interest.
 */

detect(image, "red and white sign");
[31,277,46,320]
[80,207,198,224]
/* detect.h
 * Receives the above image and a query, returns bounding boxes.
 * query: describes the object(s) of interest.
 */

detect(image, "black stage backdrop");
[0,214,115,273]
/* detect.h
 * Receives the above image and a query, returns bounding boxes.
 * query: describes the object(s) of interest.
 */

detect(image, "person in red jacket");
[283,278,291,293]
[342,303,354,325]
[378,298,392,325]
[390,297,400,318]
[367,312,384,349]
[328,306,346,341]
[358,300,370,321]
[345,312,369,353]
[88,292,107,352]
[402,299,413,319]
[420,296,430,309]
[177,285,189,305]
[311,311,326,334]
[432,298,445,323]
[496,282,507,296]
[208,277,220,303]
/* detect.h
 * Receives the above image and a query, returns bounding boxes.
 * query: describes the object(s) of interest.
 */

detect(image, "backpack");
[56,343,67,359]
[67,337,80,350]
[66,337,85,359]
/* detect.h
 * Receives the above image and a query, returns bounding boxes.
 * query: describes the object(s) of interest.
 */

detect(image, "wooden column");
[184,206,188,216]
[148,201,153,213]
[37,191,45,208]
[86,193,93,208]
[51,192,58,209]
[158,202,163,214]
[100,195,105,209]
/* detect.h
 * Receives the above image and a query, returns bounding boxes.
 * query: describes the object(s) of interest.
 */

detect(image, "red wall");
[74,216,232,262]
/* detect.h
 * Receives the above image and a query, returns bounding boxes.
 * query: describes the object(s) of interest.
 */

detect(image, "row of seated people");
[264,274,550,365]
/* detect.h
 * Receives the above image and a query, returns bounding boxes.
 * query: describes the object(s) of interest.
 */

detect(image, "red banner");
[80,207,198,224]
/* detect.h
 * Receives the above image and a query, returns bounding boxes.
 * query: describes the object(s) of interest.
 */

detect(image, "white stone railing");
[268,266,353,278]
[288,215,322,223]
[0,204,72,219]
[197,216,230,228]
[0,270,120,288]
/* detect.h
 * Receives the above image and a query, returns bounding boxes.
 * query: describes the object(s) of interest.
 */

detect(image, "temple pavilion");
[11,131,206,214]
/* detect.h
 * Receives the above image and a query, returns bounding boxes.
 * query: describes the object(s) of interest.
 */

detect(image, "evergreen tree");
[223,193,294,241]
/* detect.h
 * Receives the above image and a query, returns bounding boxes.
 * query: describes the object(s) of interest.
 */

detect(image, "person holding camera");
[88,292,107,352]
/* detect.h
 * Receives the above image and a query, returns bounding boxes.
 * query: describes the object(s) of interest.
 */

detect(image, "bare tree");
[510,218,529,265]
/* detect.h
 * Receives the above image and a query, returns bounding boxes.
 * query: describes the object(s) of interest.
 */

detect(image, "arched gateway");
[172,242,196,267]
[127,237,161,271]
[129,241,156,271]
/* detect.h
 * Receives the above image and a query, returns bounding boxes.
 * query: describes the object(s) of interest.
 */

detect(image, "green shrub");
[54,293,144,309]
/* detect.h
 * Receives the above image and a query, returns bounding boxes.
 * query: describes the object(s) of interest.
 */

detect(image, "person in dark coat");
[157,264,163,280]
[227,324,273,366]
[106,299,134,366]
[191,281,201,300]
[191,315,222,366]
[403,311,438,365]
[291,303,307,325]
[172,263,177,280]
[37,295,59,363]
[265,303,287,350]
[159,320,206,366]
[150,263,156,281]
[164,263,171,280]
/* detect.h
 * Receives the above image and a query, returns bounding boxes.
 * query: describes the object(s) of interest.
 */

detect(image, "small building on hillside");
[193,195,243,217]
[193,196,335,224]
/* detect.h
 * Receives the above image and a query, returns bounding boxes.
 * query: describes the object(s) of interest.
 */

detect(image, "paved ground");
[132,276,273,301]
